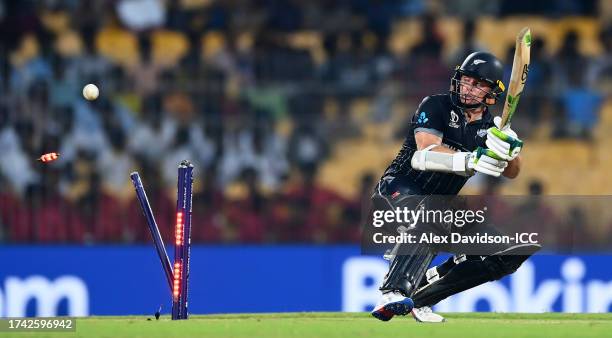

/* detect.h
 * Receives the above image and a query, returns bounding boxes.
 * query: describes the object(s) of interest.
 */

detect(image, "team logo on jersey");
[417,112,429,124]
[472,59,487,65]
[448,110,460,128]
[477,128,487,137]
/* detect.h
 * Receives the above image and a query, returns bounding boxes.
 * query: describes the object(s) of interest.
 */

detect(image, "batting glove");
[486,116,523,161]
[467,147,508,177]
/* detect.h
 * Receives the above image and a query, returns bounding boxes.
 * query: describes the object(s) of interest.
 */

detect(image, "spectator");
[97,128,135,197]
[225,168,267,243]
[448,19,487,67]
[551,32,602,139]
[587,25,612,95]
[406,13,448,99]
[288,120,329,174]
[0,174,17,242]
[442,0,500,18]
[240,124,289,191]
[0,105,37,195]
[191,166,226,242]
[116,0,166,31]
[50,53,79,107]
[79,171,126,243]
[128,34,163,96]
[128,94,176,164]
[279,165,349,242]
[29,167,84,243]
[558,66,603,139]
[9,33,53,97]
[551,30,589,95]
[161,124,202,186]
[65,26,112,89]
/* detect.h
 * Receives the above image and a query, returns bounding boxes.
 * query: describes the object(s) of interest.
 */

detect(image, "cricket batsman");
[370,52,540,322]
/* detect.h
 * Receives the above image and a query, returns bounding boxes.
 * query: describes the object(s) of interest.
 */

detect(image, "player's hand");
[486,116,523,161]
[467,147,508,177]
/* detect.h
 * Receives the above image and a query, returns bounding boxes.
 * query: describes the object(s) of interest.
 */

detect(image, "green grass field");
[7,313,612,338]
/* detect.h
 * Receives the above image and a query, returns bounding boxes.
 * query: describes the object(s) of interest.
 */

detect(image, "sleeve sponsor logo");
[417,112,429,124]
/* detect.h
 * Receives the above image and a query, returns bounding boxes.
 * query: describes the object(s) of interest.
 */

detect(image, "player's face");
[459,75,492,105]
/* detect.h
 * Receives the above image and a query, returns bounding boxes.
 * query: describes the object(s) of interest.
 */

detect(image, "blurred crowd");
[0,0,610,244]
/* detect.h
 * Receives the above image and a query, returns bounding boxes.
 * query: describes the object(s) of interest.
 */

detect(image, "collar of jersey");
[461,107,492,125]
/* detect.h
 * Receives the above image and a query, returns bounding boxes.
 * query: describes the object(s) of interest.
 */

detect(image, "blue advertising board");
[0,246,610,316]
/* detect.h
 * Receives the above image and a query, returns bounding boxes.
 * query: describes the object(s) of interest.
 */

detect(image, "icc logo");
[449,110,460,128]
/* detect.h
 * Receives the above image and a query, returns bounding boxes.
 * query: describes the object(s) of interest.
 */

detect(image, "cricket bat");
[500,27,532,127]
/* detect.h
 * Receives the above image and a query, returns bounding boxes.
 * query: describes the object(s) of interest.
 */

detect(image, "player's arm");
[415,131,455,153]
[412,129,508,177]
[412,97,457,155]
[503,155,521,179]
[411,132,508,177]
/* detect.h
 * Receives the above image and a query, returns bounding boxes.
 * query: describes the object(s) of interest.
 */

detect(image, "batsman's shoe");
[371,291,414,321]
[411,306,445,323]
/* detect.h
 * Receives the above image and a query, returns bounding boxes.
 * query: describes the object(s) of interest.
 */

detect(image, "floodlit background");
[0,0,611,317]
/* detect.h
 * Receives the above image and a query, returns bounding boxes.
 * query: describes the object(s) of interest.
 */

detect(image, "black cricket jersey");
[382,94,495,195]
